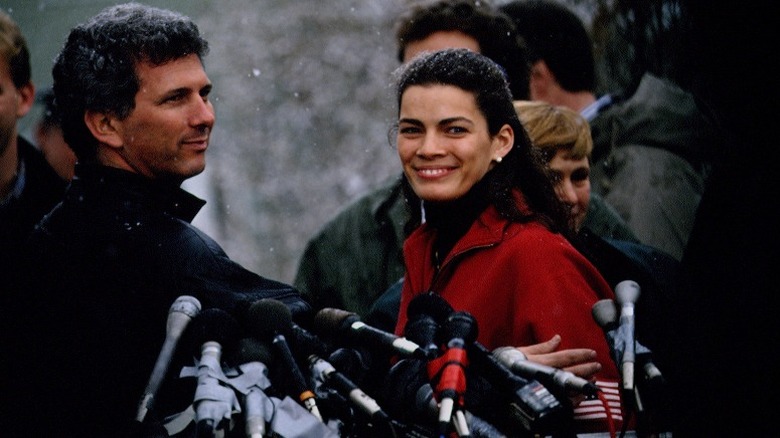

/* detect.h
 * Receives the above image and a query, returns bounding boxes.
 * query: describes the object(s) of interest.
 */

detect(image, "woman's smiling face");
[397,84,512,202]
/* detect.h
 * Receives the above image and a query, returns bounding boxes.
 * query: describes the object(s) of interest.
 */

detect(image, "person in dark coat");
[0,10,67,267]
[5,4,309,436]
[500,0,714,261]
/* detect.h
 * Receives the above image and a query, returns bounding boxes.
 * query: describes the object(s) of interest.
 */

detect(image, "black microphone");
[383,358,505,437]
[244,298,323,422]
[136,295,202,423]
[615,280,640,391]
[313,307,428,360]
[408,292,568,436]
[189,307,242,438]
[492,346,599,397]
[308,354,392,427]
[430,311,476,436]
[405,292,453,357]
[281,314,393,428]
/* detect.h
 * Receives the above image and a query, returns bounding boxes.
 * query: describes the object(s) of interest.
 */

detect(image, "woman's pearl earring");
[494,156,503,163]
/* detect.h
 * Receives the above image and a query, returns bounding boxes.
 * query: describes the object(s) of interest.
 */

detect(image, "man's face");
[107,54,214,183]
[402,30,481,63]
[0,59,33,156]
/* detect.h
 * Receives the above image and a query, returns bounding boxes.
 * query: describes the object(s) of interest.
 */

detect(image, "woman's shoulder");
[503,220,570,247]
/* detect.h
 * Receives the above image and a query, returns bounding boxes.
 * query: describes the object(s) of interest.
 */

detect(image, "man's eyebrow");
[155,87,190,103]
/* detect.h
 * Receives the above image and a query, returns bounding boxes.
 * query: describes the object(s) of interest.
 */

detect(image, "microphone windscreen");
[188,307,241,353]
[615,280,641,305]
[407,292,453,323]
[312,307,355,336]
[382,359,430,421]
[442,311,478,345]
[245,298,293,338]
[170,295,202,320]
[228,337,275,367]
[591,299,618,330]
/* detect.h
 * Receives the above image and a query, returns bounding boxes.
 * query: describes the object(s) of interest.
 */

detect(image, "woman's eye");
[399,126,421,135]
[572,168,590,182]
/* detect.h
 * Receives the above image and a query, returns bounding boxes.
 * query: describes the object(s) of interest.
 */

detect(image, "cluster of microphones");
[134,280,665,437]
[592,280,667,426]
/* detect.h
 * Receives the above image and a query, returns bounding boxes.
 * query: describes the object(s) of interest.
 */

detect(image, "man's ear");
[15,82,35,118]
[84,110,123,148]
[529,60,556,99]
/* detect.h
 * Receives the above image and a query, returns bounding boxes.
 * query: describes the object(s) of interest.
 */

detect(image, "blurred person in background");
[0,10,67,266]
[501,0,713,261]
[33,86,76,181]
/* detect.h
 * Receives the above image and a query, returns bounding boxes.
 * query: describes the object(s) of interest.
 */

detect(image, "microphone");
[408,292,568,436]
[383,358,505,437]
[243,298,323,422]
[591,298,665,391]
[429,311,476,436]
[313,307,428,360]
[405,292,453,357]
[136,295,202,423]
[189,308,242,438]
[281,313,393,428]
[492,346,599,397]
[615,280,640,391]
[308,354,392,427]
[228,337,276,438]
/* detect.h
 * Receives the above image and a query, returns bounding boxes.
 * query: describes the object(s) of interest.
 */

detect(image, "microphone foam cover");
[407,291,453,323]
[189,307,241,352]
[170,295,202,319]
[591,299,618,329]
[230,337,275,367]
[442,311,478,344]
[615,280,641,306]
[312,307,355,336]
[245,298,293,338]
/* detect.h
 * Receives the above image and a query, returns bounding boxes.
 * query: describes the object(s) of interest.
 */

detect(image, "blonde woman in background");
[514,100,636,240]
[516,99,678,435]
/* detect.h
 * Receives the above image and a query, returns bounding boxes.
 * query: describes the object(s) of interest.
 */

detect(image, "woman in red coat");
[392,48,625,435]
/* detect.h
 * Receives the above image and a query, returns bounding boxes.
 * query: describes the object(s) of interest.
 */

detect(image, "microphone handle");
[619,306,636,391]
[272,334,323,421]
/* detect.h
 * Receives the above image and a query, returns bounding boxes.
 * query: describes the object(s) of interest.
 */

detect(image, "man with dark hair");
[499,0,598,114]
[0,10,67,266]
[294,0,530,318]
[501,0,713,261]
[395,0,529,99]
[6,4,309,436]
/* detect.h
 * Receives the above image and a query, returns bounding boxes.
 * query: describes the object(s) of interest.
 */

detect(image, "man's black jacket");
[4,164,310,436]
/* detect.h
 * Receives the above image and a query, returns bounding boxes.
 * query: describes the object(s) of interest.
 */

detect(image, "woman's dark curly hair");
[393,48,569,234]
[52,3,209,163]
